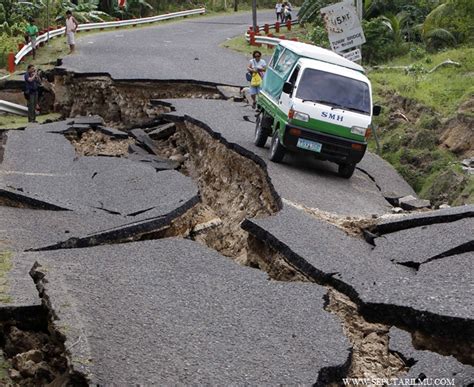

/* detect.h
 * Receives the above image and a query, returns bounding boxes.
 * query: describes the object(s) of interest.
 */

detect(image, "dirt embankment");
[377,92,473,206]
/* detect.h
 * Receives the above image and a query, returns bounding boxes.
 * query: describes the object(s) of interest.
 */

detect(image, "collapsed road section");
[0,74,472,384]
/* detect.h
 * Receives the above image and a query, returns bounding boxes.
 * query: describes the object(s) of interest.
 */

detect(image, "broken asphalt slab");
[242,204,474,341]
[0,120,198,218]
[372,217,473,266]
[373,205,474,234]
[19,239,351,385]
[389,328,473,385]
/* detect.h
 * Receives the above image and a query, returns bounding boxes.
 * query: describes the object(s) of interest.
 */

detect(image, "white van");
[255,41,380,178]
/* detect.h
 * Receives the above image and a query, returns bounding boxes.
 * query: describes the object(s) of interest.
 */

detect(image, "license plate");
[297,138,322,153]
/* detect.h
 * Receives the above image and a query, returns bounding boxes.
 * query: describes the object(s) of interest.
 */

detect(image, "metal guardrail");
[0,100,28,116]
[15,8,206,65]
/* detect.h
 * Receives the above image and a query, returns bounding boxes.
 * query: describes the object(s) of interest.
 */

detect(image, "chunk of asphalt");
[127,152,179,171]
[242,205,474,341]
[373,205,474,235]
[357,152,417,200]
[216,85,242,101]
[67,115,104,127]
[399,195,431,211]
[1,129,76,174]
[130,128,159,155]
[2,154,198,218]
[128,143,149,155]
[0,251,46,330]
[24,239,351,385]
[0,187,69,211]
[372,218,474,266]
[389,328,474,385]
[96,126,129,139]
[0,206,126,252]
[147,122,176,140]
[359,252,474,341]
[149,99,174,109]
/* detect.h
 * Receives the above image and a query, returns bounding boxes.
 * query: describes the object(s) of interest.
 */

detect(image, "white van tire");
[338,163,356,178]
[269,131,285,163]
[254,113,268,147]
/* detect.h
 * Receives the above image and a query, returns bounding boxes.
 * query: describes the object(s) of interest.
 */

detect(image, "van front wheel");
[269,131,285,163]
[338,163,356,178]
[254,113,268,148]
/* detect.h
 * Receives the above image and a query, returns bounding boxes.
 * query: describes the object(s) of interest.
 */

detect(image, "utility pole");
[252,0,257,32]
[234,0,238,12]
[46,0,50,44]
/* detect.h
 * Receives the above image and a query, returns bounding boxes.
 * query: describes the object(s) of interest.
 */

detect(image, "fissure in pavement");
[1,75,468,383]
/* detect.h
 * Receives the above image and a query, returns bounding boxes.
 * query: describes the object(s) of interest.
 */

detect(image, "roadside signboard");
[320,1,366,53]
[342,48,362,62]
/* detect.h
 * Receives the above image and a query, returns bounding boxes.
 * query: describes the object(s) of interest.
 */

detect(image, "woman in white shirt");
[247,50,267,109]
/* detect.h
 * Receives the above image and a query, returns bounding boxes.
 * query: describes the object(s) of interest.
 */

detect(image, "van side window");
[274,49,298,78]
[269,45,282,68]
[289,66,300,85]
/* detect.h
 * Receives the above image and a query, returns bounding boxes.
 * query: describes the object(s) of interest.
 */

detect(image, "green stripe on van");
[258,93,366,142]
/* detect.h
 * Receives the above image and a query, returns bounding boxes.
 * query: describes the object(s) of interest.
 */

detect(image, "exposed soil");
[245,234,408,382]
[67,129,135,157]
[282,198,378,237]
[326,289,407,381]
[152,119,281,261]
[54,74,223,129]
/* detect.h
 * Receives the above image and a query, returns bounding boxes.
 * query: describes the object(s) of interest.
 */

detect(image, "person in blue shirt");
[24,64,40,123]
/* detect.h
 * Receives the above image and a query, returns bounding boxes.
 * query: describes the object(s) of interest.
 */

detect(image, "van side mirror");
[282,82,293,94]
[372,105,382,116]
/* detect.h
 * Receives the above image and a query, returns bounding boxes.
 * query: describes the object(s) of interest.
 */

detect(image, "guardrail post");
[279,35,285,40]
[291,37,298,42]
[267,33,274,49]
[255,33,262,47]
[264,24,269,34]
[286,21,291,31]
[255,25,259,33]
[7,53,15,73]
[275,22,280,33]
[249,31,256,46]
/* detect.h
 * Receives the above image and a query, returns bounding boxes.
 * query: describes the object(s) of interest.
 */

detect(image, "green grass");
[369,46,474,117]
[0,112,62,130]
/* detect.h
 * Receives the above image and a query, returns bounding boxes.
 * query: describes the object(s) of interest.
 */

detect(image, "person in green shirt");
[25,19,39,60]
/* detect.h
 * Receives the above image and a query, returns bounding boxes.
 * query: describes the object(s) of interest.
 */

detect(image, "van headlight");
[289,108,310,122]
[351,126,367,136]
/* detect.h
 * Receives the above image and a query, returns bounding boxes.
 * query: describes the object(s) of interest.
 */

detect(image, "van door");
[279,65,300,115]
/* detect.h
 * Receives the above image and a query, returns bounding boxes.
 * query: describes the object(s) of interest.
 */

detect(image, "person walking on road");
[25,19,39,60]
[24,64,40,123]
[65,10,79,54]
[275,1,283,23]
[247,50,266,110]
[283,2,293,23]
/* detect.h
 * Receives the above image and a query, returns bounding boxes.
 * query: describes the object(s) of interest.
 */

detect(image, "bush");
[362,17,402,64]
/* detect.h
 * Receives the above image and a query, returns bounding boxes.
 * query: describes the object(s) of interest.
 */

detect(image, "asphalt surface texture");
[61,11,278,85]
[19,240,351,385]
[0,8,472,385]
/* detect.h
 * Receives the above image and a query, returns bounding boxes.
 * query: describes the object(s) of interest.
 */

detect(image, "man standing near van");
[65,10,79,54]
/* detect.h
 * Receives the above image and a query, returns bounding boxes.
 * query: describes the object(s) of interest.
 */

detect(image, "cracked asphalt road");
[0,8,472,385]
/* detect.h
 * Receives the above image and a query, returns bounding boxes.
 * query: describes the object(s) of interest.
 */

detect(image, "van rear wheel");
[269,131,285,163]
[338,163,356,178]
[254,113,268,148]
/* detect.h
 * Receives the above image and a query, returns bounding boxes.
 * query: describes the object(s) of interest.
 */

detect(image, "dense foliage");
[299,0,474,64]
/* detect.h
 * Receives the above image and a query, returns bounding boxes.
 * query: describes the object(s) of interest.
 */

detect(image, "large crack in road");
[0,74,472,385]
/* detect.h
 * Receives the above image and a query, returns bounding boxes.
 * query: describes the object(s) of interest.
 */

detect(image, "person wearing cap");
[25,19,39,60]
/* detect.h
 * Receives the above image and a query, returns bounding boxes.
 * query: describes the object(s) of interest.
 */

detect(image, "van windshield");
[296,68,371,115]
